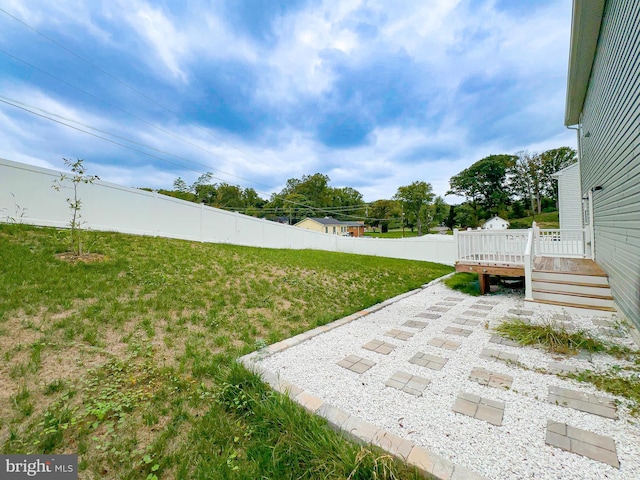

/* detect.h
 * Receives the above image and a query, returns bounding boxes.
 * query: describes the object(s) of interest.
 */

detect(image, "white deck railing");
[535,229,586,257]
[456,229,530,265]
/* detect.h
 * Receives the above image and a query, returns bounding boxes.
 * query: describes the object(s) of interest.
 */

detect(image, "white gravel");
[257,282,640,480]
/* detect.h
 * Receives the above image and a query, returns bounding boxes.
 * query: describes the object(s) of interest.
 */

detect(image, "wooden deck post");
[479,273,490,295]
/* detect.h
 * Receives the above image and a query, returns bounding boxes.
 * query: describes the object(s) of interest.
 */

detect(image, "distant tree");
[367,199,401,232]
[540,147,577,208]
[393,181,434,236]
[173,177,189,193]
[425,196,449,233]
[448,154,516,221]
[445,204,456,229]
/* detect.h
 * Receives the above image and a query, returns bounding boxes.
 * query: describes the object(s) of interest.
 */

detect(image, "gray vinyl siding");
[579,0,640,328]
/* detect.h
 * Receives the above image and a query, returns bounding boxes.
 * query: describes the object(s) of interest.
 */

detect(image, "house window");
[325,227,328,233]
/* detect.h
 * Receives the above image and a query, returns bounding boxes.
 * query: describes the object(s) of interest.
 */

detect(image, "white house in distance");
[482,216,509,230]
[565,0,640,334]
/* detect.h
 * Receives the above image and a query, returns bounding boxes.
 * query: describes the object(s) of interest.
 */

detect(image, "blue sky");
[0,0,575,202]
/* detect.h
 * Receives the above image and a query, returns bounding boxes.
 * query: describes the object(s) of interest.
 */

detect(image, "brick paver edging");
[237,273,488,480]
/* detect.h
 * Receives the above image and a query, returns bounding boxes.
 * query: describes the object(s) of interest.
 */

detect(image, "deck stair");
[530,257,615,313]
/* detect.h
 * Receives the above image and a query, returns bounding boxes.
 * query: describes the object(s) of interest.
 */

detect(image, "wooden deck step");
[532,288,614,301]
[531,298,617,312]
[533,256,608,276]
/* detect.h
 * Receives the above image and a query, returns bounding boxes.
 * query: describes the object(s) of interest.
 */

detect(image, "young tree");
[51,158,99,256]
[367,199,401,232]
[393,181,434,236]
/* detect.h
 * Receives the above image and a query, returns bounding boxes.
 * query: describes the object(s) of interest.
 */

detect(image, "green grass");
[508,211,559,229]
[443,272,480,296]
[494,318,640,415]
[364,229,419,238]
[493,318,634,355]
[0,223,450,479]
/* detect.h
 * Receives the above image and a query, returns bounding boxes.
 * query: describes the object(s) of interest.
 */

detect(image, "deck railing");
[535,228,586,257]
[456,226,588,264]
[456,229,530,265]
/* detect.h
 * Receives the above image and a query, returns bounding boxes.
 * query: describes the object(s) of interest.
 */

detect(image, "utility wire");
[0,47,276,190]
[0,7,278,173]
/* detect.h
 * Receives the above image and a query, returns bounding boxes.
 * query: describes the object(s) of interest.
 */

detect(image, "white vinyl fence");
[0,158,456,265]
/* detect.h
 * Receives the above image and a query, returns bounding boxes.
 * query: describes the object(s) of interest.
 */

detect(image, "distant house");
[294,217,348,235]
[482,216,509,230]
[552,163,582,230]
[565,0,640,332]
[341,221,366,238]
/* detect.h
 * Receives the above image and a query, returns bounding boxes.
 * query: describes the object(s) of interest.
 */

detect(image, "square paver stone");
[409,352,448,370]
[545,420,619,468]
[362,339,396,355]
[477,299,498,305]
[592,318,615,327]
[463,310,488,318]
[428,337,461,350]
[443,326,473,337]
[416,312,442,320]
[489,334,521,347]
[507,308,534,316]
[436,301,457,307]
[470,367,513,389]
[427,306,449,313]
[384,329,414,341]
[452,391,505,426]
[446,297,465,302]
[469,304,493,311]
[403,320,428,330]
[548,386,617,419]
[337,355,376,374]
[480,348,519,364]
[385,370,430,396]
[547,361,586,375]
[452,318,480,327]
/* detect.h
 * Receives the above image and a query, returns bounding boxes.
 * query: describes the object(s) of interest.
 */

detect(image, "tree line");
[152,146,576,233]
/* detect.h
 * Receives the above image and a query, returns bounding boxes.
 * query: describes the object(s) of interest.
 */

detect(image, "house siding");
[580,0,640,328]
[555,163,583,230]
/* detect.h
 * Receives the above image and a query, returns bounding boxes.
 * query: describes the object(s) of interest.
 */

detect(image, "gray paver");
[480,348,519,364]
[403,320,429,329]
[337,355,376,374]
[363,339,396,355]
[545,420,619,468]
[469,304,493,311]
[463,310,488,318]
[469,367,513,389]
[409,352,448,370]
[452,318,480,327]
[508,308,534,316]
[547,361,586,375]
[489,334,521,347]
[436,301,457,307]
[384,329,414,341]
[548,386,617,419]
[385,370,430,396]
[477,299,498,305]
[428,337,461,350]
[592,318,615,327]
[416,312,442,319]
[444,326,473,337]
[427,306,450,313]
[446,296,465,302]
[452,392,504,426]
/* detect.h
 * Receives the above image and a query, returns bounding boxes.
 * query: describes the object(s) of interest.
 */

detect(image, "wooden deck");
[533,256,607,276]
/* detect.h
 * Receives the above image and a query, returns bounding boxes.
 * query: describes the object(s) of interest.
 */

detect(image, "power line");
[0,47,276,191]
[0,7,278,173]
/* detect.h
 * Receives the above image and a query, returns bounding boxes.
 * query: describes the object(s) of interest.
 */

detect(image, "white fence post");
[524,229,534,301]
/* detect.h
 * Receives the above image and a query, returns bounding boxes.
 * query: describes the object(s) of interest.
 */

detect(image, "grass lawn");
[508,211,559,229]
[364,229,419,238]
[0,224,452,479]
